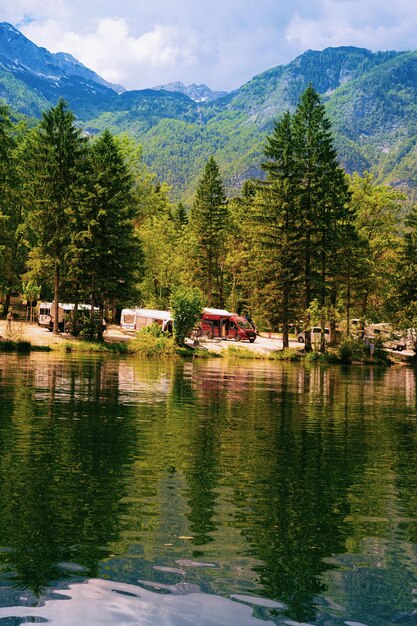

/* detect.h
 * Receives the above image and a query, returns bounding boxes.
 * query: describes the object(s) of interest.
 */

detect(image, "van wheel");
[249,337,255,343]
[397,346,403,351]
[298,337,304,343]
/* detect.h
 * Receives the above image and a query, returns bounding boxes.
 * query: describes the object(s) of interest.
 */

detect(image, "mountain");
[0,23,124,93]
[86,45,417,198]
[152,81,227,102]
[1,22,417,199]
[0,22,124,118]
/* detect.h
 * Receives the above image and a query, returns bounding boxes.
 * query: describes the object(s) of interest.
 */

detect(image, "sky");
[2,0,417,92]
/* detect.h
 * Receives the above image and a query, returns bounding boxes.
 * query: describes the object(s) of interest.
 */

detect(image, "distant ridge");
[0,23,417,199]
[152,81,227,102]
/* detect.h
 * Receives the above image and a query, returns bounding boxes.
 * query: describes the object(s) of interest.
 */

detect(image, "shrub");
[129,324,176,357]
[0,340,31,353]
[338,337,366,364]
[77,315,103,341]
[272,349,303,361]
[170,286,205,345]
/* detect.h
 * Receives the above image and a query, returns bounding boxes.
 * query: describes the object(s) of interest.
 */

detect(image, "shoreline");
[0,320,415,365]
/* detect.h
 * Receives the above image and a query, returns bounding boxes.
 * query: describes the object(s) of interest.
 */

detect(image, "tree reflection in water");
[0,354,415,626]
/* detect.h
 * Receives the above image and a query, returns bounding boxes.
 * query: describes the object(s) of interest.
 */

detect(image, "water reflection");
[0,354,416,626]
[0,578,285,625]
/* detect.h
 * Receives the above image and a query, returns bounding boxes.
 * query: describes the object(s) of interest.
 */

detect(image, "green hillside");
[3,36,417,199]
[84,46,417,198]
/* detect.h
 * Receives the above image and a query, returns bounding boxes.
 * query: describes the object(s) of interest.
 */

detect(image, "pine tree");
[0,104,18,314]
[191,156,228,306]
[27,99,86,333]
[292,86,352,350]
[257,111,302,348]
[68,129,143,336]
[395,204,417,352]
[174,202,188,228]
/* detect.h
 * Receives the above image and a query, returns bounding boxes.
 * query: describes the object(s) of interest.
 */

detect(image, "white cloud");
[8,0,298,90]
[5,0,417,91]
[21,17,199,87]
[2,0,70,24]
[286,0,417,52]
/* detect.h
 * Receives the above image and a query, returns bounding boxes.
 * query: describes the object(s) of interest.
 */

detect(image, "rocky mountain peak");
[152,80,227,102]
[0,22,124,93]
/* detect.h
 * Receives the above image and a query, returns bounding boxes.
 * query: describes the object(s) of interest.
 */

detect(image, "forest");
[0,87,416,350]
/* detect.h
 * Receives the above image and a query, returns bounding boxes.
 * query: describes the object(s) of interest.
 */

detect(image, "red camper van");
[200,308,256,342]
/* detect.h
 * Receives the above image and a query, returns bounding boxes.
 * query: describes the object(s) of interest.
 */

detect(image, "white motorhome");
[37,302,97,331]
[120,308,172,333]
[364,323,407,351]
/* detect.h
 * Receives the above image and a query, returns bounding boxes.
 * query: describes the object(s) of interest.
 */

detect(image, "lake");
[0,353,416,625]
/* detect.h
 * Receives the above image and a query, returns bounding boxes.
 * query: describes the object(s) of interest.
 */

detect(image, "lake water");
[0,353,416,626]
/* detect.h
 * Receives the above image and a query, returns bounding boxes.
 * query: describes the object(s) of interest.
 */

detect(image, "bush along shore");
[0,327,411,366]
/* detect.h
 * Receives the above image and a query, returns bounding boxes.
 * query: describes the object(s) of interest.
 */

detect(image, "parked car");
[297,327,330,344]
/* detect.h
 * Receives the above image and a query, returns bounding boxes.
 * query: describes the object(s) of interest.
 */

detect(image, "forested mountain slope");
[1,21,417,198]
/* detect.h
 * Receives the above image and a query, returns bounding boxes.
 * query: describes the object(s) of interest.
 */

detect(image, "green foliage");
[170,285,205,345]
[58,340,129,353]
[0,340,32,353]
[254,86,353,351]
[128,323,176,357]
[272,348,303,361]
[190,156,228,306]
[26,98,87,332]
[77,315,103,342]
[0,104,22,300]
[68,129,143,310]
[138,184,184,309]
[337,337,367,364]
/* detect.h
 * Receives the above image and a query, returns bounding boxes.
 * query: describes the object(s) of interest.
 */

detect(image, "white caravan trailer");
[120,308,172,333]
[37,302,97,331]
[120,308,137,332]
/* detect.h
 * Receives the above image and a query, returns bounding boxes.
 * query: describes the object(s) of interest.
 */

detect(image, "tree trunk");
[4,293,10,317]
[53,266,60,334]
[282,282,289,349]
[320,246,326,353]
[304,233,312,352]
[97,303,104,341]
[329,290,337,345]
[346,272,351,337]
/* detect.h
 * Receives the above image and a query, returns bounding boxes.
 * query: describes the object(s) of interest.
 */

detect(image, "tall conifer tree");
[292,86,351,350]
[191,156,228,306]
[0,104,18,313]
[28,99,86,333]
[258,111,302,348]
[254,87,353,350]
[68,129,143,331]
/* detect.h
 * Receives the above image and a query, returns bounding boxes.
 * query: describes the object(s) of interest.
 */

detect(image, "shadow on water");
[0,355,415,625]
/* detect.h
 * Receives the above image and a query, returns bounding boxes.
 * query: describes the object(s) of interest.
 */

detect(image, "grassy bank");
[0,330,408,366]
[0,340,50,353]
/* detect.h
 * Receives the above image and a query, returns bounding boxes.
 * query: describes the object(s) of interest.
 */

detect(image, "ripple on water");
[0,578,282,625]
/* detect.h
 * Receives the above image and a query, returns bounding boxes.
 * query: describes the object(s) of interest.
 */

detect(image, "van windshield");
[235,317,252,329]
[123,315,134,324]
